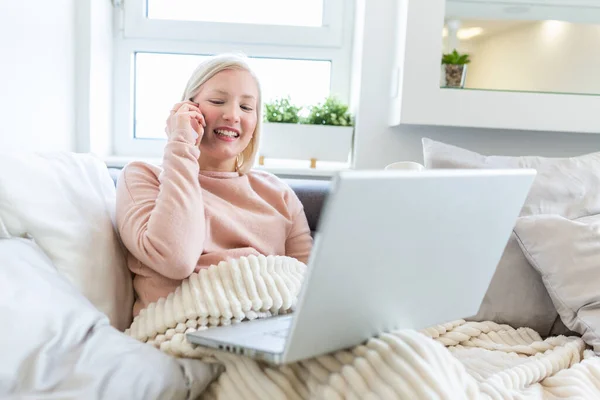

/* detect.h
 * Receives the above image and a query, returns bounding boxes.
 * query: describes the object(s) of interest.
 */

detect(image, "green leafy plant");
[264,97,301,123]
[304,96,354,127]
[441,49,471,65]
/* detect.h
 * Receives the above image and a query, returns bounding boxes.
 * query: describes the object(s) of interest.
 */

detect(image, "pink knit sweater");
[115,138,313,316]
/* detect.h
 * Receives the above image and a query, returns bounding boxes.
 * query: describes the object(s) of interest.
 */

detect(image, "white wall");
[0,0,76,152]
[465,21,600,94]
[76,0,114,156]
[352,0,600,169]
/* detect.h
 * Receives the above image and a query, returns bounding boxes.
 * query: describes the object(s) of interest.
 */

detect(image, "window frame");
[113,0,354,158]
[124,0,345,47]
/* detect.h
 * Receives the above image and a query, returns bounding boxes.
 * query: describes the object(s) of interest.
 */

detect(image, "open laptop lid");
[281,169,535,364]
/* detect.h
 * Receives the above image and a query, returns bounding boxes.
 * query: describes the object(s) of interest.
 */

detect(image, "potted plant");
[441,49,470,88]
[260,96,354,168]
[264,97,301,123]
[303,96,354,127]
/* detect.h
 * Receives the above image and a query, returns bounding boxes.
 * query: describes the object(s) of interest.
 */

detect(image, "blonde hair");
[181,53,262,175]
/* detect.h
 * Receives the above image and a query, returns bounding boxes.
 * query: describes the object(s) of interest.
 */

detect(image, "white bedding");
[128,255,600,399]
[0,238,219,399]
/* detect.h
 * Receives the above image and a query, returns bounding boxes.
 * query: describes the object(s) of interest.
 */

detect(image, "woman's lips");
[215,133,238,142]
[214,129,239,142]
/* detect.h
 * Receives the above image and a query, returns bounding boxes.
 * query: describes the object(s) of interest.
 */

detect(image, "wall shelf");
[391,0,600,134]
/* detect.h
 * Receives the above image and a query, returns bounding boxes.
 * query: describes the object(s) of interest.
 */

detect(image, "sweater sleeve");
[284,191,313,265]
[115,132,205,280]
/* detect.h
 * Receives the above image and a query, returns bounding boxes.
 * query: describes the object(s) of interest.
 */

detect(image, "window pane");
[146,0,323,27]
[134,53,331,139]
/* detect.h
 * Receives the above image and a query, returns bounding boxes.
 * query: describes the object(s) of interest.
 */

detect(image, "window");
[113,0,354,162]
[146,0,324,27]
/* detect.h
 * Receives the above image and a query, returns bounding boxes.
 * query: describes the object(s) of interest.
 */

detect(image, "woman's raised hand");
[165,101,206,146]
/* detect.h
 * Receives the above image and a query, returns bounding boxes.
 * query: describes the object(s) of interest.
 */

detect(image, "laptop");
[186,168,536,365]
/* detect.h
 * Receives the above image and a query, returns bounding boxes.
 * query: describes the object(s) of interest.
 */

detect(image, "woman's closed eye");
[208,99,253,112]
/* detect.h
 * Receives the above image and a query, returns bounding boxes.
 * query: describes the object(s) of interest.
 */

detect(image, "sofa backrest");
[107,167,330,234]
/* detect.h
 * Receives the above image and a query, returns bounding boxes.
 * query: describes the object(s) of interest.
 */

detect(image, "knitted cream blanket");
[126,255,600,399]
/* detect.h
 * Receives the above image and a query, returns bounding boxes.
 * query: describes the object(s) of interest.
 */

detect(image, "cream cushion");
[515,214,600,353]
[0,152,133,331]
[422,138,600,218]
[422,138,600,335]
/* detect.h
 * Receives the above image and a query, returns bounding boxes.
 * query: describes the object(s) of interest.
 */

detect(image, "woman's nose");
[223,105,240,123]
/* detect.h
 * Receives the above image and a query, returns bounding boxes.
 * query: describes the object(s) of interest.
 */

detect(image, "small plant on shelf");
[304,96,354,126]
[259,96,354,169]
[263,97,301,123]
[441,49,471,88]
[441,49,471,66]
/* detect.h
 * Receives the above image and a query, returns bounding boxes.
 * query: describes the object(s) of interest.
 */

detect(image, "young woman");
[116,54,313,316]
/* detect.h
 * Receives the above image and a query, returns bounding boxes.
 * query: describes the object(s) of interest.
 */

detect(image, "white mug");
[384,161,425,171]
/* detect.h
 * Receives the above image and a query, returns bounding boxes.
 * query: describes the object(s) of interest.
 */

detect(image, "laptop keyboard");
[266,328,289,338]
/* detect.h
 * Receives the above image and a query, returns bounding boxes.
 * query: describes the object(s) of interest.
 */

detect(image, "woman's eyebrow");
[208,89,255,100]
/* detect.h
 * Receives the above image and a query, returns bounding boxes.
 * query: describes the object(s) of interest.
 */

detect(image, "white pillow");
[0,237,218,398]
[515,214,600,353]
[0,152,133,331]
[422,137,600,219]
[421,137,600,335]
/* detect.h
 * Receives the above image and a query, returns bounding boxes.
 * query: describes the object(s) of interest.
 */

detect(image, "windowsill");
[103,156,349,178]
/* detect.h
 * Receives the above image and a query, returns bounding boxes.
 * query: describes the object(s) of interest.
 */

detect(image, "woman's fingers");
[182,111,205,140]
[178,111,205,125]
[174,104,205,126]
[165,101,205,145]
[172,101,200,114]
[184,111,206,127]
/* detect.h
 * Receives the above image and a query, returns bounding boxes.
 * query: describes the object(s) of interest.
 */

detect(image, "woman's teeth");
[214,129,239,138]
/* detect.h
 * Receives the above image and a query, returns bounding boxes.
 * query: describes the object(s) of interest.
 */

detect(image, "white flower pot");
[259,123,354,167]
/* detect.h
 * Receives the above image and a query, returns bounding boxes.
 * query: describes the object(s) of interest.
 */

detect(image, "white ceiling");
[446,0,600,24]
[448,0,600,5]
[455,19,534,37]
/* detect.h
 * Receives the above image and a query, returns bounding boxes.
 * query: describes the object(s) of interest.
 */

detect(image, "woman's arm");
[285,195,313,265]
[116,102,207,280]
[116,136,205,280]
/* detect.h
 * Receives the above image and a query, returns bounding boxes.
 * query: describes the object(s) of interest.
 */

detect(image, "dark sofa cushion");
[283,178,329,233]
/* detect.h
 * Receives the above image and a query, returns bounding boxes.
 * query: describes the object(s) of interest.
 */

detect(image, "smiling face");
[192,68,259,172]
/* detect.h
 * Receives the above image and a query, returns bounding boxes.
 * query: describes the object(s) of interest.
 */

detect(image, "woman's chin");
[200,147,238,160]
